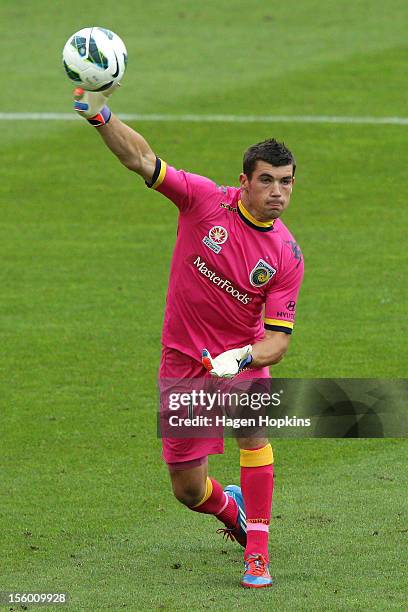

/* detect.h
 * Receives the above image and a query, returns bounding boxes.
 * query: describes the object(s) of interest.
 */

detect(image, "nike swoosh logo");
[111,52,119,78]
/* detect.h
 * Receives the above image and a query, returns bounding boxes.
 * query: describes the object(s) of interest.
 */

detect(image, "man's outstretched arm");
[74,87,157,183]
[97,114,156,181]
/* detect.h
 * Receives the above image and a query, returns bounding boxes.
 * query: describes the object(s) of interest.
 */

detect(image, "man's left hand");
[201,345,253,378]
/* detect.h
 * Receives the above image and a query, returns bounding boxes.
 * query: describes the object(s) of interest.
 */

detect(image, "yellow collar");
[238,200,275,229]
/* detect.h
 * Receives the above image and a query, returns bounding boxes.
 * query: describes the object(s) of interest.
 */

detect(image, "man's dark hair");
[243,138,296,178]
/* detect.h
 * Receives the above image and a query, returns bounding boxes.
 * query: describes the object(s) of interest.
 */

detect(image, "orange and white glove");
[73,83,119,127]
[201,346,253,378]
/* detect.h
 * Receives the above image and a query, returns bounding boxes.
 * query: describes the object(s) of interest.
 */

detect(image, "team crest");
[203,226,228,254]
[249,259,276,287]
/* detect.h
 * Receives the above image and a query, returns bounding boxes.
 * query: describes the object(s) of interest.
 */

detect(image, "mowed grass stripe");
[1,112,408,125]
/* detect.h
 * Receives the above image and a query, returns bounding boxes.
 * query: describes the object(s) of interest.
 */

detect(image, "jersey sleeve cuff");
[145,157,167,189]
[264,318,294,334]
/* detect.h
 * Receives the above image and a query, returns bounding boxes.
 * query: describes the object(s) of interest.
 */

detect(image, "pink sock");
[241,463,274,562]
[190,478,238,528]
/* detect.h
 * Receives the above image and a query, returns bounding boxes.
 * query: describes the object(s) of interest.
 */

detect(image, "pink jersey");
[147,159,304,361]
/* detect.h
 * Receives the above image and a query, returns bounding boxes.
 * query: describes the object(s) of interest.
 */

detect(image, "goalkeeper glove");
[73,83,119,127]
[201,345,253,378]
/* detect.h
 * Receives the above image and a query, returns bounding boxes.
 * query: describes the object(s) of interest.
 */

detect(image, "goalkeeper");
[73,85,304,589]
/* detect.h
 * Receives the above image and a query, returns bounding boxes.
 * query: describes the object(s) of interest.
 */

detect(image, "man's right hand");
[73,84,119,127]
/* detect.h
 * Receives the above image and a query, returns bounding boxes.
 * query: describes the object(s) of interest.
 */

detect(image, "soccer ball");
[62,27,127,91]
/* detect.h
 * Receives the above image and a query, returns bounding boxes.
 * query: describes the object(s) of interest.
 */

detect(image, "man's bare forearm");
[97,114,156,182]
[251,331,291,367]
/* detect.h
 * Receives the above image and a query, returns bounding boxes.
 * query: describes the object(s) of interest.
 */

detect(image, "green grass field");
[1,0,407,609]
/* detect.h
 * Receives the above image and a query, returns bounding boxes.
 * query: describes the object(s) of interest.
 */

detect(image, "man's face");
[239,161,295,222]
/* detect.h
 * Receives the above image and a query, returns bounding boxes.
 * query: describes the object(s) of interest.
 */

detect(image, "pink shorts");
[159,346,270,467]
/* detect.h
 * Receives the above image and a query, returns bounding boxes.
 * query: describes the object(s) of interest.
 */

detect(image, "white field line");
[0,112,407,125]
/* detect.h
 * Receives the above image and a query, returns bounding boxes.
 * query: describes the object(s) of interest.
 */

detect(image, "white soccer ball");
[62,27,127,91]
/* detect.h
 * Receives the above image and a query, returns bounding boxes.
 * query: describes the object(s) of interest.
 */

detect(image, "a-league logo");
[208,226,228,244]
[203,226,228,254]
[249,259,277,287]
